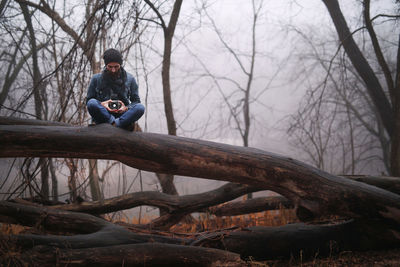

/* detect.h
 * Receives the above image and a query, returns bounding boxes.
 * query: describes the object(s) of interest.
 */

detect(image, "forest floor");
[262,248,400,266]
[167,210,400,266]
[2,208,400,266]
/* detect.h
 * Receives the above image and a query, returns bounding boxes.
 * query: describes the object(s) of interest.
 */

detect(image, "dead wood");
[25,175,400,225]
[344,175,400,195]
[0,201,185,249]
[16,243,244,267]
[192,219,400,260]
[0,201,244,266]
[49,183,259,215]
[207,195,292,216]
[1,121,400,225]
[44,182,260,230]
[0,116,71,126]
[1,199,400,261]
[2,117,400,261]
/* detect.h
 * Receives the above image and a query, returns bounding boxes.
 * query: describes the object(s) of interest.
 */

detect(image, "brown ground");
[263,248,400,267]
[3,210,400,266]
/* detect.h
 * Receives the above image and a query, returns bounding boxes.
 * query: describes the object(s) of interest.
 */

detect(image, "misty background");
[0,0,397,219]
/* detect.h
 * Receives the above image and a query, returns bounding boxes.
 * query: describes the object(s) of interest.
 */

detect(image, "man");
[86,48,145,130]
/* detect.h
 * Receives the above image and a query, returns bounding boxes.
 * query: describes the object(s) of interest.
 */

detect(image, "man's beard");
[107,70,120,79]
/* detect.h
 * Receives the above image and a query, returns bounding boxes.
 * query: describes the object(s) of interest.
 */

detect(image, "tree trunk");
[144,0,183,203]
[2,201,399,262]
[39,158,49,200]
[0,121,399,225]
[0,201,244,265]
[1,119,400,261]
[48,158,58,202]
[88,159,102,201]
[344,175,400,195]
[156,173,178,195]
[193,219,400,260]
[20,243,244,267]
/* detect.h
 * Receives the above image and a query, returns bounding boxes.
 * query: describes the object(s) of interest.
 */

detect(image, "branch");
[143,0,167,30]
[0,201,185,248]
[208,196,292,216]
[363,0,394,101]
[321,0,394,136]
[48,183,257,214]
[15,0,85,50]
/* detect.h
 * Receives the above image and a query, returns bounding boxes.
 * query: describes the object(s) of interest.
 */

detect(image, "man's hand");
[115,101,128,114]
[101,99,128,114]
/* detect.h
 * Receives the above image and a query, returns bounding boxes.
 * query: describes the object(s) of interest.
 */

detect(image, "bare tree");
[12,0,122,202]
[321,0,400,175]
[143,0,183,196]
[287,1,398,175]
[187,0,283,198]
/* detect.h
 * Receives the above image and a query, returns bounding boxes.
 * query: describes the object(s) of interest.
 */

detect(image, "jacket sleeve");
[86,75,98,103]
[128,76,141,109]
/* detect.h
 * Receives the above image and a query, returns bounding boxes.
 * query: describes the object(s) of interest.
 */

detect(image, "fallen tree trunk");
[1,122,400,225]
[2,200,400,262]
[344,175,400,195]
[17,243,244,267]
[0,201,184,248]
[48,183,260,215]
[14,176,398,228]
[14,176,398,226]
[192,219,400,260]
[2,118,400,262]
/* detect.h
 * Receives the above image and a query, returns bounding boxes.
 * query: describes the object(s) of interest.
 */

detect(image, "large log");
[344,175,400,195]
[1,121,400,225]
[2,200,400,262]
[0,201,185,248]
[17,243,244,267]
[15,176,399,219]
[192,219,400,260]
[2,117,400,261]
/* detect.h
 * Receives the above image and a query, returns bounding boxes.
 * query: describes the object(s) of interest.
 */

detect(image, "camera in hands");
[108,100,122,110]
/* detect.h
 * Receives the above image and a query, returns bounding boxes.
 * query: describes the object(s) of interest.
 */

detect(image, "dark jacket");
[86,67,140,109]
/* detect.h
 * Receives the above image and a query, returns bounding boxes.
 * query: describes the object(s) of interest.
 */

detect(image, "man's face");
[106,62,121,77]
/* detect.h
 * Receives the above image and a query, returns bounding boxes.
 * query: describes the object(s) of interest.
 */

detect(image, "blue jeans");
[87,98,145,129]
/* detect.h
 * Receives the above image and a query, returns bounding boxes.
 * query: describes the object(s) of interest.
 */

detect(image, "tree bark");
[49,183,258,215]
[143,0,183,136]
[144,0,183,203]
[19,243,244,267]
[0,201,184,248]
[0,201,244,266]
[344,175,400,195]
[208,196,292,217]
[0,121,399,225]
[2,201,399,262]
[88,159,102,201]
[193,219,400,260]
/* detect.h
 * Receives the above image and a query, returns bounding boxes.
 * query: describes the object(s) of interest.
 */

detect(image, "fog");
[0,0,396,218]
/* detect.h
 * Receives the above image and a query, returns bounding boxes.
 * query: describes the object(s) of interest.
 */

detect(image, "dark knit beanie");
[103,48,123,65]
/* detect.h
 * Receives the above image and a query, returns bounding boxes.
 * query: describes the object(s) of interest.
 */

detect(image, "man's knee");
[87,98,100,111]
[135,103,145,116]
